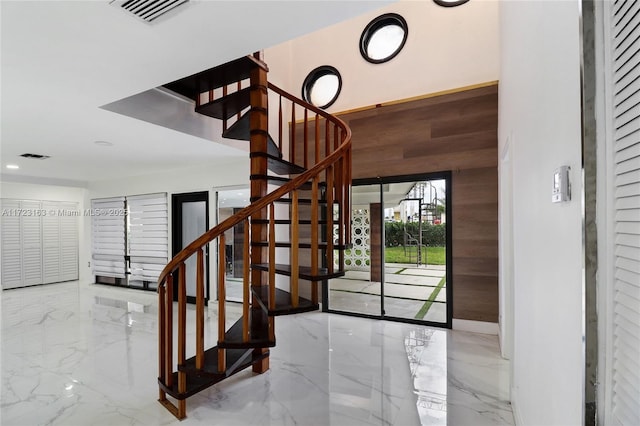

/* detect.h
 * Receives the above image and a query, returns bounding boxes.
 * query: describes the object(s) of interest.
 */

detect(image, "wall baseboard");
[452,319,499,335]
[511,386,524,426]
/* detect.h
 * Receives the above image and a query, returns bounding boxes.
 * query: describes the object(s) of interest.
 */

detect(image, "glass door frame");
[324,171,453,328]
[171,191,210,304]
[214,184,250,303]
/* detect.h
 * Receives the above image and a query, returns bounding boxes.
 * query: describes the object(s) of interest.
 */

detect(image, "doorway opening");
[326,172,452,327]
[171,191,209,304]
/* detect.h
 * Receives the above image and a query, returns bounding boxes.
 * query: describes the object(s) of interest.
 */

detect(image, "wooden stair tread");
[163,56,266,100]
[159,348,269,400]
[252,263,345,280]
[250,174,327,190]
[248,153,306,176]
[196,87,250,120]
[252,286,319,316]
[218,310,275,349]
[224,114,282,159]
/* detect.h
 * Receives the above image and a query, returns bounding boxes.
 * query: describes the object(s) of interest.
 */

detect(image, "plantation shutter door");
[91,197,126,279]
[610,0,640,424]
[59,202,79,281]
[127,193,168,288]
[41,201,61,284]
[21,200,43,286]
[1,199,23,289]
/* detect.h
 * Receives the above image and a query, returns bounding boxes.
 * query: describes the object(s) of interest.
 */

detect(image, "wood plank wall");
[293,83,499,322]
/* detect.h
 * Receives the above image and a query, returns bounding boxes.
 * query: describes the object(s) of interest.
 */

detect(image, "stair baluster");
[196,248,205,369]
[268,204,276,311]
[315,114,320,164]
[311,176,319,304]
[278,96,283,153]
[217,234,226,373]
[290,190,299,308]
[326,164,334,274]
[242,222,250,342]
[303,108,309,169]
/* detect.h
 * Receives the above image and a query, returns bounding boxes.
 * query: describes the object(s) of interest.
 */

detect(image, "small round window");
[433,0,470,7]
[302,66,342,109]
[360,13,408,64]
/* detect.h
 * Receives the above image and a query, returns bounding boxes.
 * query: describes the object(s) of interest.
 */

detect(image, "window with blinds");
[91,197,126,279]
[607,0,640,423]
[127,193,168,288]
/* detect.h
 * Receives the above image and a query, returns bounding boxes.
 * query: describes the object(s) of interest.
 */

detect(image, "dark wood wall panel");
[293,84,499,323]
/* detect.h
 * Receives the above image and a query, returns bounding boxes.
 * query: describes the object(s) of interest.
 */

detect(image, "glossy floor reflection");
[1,281,513,425]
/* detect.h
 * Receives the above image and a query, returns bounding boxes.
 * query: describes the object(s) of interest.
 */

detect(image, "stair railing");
[157,81,351,418]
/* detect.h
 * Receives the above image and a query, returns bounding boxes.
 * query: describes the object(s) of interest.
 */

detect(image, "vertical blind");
[128,193,168,286]
[91,197,126,278]
[609,0,640,423]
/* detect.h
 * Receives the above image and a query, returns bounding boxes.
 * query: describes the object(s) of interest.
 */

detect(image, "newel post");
[249,57,270,374]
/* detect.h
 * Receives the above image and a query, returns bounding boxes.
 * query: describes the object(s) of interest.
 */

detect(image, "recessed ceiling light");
[6,164,20,169]
[94,141,113,147]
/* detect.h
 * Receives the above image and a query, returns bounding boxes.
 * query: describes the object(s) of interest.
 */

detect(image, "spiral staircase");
[156,53,352,419]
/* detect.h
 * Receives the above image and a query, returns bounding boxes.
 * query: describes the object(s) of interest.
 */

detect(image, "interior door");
[172,192,209,303]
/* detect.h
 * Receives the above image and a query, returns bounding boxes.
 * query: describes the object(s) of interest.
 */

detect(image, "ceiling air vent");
[20,153,50,160]
[110,0,190,23]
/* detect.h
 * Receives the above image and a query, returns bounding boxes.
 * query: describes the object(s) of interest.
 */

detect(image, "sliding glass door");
[327,183,381,316]
[326,173,451,327]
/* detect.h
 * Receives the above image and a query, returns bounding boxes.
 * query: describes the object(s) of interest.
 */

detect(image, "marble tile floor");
[328,266,447,323]
[1,281,513,426]
[327,290,447,323]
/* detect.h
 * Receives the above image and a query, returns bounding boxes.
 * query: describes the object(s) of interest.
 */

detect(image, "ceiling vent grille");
[110,0,190,23]
[20,153,50,160]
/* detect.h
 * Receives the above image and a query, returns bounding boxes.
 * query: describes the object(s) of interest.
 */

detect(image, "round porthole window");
[301,66,342,109]
[360,13,408,64]
[433,0,470,7]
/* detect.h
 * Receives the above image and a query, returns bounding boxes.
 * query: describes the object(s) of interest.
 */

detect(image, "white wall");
[499,1,584,425]
[265,0,499,112]
[0,181,90,282]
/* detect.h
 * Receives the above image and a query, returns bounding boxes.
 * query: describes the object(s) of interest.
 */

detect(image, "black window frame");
[359,13,409,64]
[433,0,470,8]
[301,65,342,110]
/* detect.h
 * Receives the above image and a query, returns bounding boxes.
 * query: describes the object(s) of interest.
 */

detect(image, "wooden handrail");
[156,82,351,289]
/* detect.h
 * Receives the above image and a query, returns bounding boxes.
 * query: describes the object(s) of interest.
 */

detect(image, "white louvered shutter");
[91,197,126,279]
[41,201,61,284]
[1,199,23,289]
[21,200,43,286]
[609,0,640,423]
[127,193,168,288]
[59,202,79,281]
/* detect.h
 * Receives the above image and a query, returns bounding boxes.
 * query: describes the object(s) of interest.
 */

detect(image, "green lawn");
[384,246,446,265]
[344,246,446,266]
